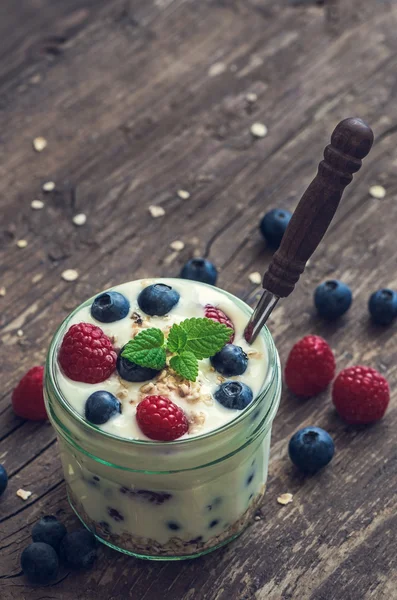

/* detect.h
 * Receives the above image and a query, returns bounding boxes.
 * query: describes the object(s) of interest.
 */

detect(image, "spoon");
[244,117,374,344]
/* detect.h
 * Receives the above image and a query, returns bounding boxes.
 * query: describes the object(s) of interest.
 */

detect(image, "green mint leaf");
[166,323,188,354]
[179,317,233,359]
[170,351,199,382]
[121,328,166,370]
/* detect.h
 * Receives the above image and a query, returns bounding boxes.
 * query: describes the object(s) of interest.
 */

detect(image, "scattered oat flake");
[31,199,44,210]
[73,213,87,226]
[32,273,43,284]
[254,515,261,521]
[208,62,226,77]
[33,137,47,152]
[30,73,42,84]
[16,240,28,248]
[42,181,55,192]
[246,92,258,103]
[277,493,293,505]
[17,329,24,337]
[250,122,268,138]
[61,269,79,282]
[170,240,185,251]
[177,189,190,200]
[249,271,261,285]
[369,185,386,199]
[17,489,32,501]
[148,205,165,218]
[0,287,6,297]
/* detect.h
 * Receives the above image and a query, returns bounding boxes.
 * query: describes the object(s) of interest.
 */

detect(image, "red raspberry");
[204,305,235,342]
[332,366,389,424]
[285,335,335,397]
[58,323,117,384]
[12,366,47,421]
[136,395,188,441]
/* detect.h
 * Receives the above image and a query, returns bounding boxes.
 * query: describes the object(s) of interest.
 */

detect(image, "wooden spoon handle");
[262,117,374,298]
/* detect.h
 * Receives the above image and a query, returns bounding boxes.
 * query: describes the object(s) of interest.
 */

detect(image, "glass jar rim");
[46,279,280,449]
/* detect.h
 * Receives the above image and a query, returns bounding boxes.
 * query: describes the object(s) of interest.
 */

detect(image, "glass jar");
[44,285,281,560]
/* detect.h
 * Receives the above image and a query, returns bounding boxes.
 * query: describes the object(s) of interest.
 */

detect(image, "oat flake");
[33,137,47,152]
[16,489,32,501]
[249,271,261,285]
[42,181,55,192]
[17,329,24,337]
[0,287,6,297]
[208,62,226,77]
[177,189,190,200]
[31,199,44,210]
[369,185,386,199]
[246,93,258,103]
[73,213,87,226]
[61,269,79,282]
[277,493,293,505]
[32,273,43,284]
[16,240,28,248]
[148,205,165,218]
[250,123,268,138]
[170,240,185,251]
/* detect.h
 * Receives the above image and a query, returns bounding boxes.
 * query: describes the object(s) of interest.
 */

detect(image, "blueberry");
[246,471,255,486]
[21,542,59,584]
[167,521,181,531]
[117,345,161,382]
[0,464,8,496]
[369,289,397,325]
[259,208,292,248]
[288,426,335,474]
[99,521,111,535]
[214,381,253,410]
[314,280,352,320]
[209,519,220,528]
[107,507,124,522]
[85,391,121,425]
[60,530,97,569]
[32,515,67,552]
[210,344,248,377]
[206,497,222,511]
[90,291,130,323]
[138,283,180,316]
[180,258,218,285]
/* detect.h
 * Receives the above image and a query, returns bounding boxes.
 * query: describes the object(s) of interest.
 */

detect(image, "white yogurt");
[56,278,268,440]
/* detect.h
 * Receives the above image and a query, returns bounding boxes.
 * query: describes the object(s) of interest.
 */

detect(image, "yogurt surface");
[56,278,268,440]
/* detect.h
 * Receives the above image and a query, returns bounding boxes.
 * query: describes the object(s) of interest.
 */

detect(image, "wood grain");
[1,0,397,598]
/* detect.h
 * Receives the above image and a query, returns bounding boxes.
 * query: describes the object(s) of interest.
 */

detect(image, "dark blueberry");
[206,497,222,511]
[0,464,8,496]
[259,208,292,248]
[107,507,124,522]
[246,471,255,486]
[32,515,67,552]
[314,280,352,320]
[138,283,180,316]
[117,344,161,382]
[60,530,97,569]
[214,381,253,410]
[90,291,130,323]
[167,521,181,531]
[288,426,335,474]
[21,542,59,584]
[93,475,100,482]
[85,391,121,425]
[368,289,397,325]
[180,258,218,285]
[98,521,112,535]
[210,344,248,377]
[249,493,254,500]
[209,519,220,528]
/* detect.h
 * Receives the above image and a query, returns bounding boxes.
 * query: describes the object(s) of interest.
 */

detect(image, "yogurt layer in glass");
[45,278,281,559]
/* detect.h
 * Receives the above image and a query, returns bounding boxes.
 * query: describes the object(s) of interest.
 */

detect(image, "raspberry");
[12,366,47,421]
[204,305,235,342]
[285,335,335,397]
[332,366,389,424]
[58,323,117,384]
[136,395,188,441]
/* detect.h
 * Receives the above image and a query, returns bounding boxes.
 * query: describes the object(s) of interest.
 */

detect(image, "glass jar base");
[67,486,265,561]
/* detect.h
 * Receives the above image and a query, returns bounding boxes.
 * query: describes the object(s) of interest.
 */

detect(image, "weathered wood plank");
[1,0,397,598]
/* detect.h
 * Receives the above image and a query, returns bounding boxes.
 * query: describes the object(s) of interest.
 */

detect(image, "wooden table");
[1,1,397,598]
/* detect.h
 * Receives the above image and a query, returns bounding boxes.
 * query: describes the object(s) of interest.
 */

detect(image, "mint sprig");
[121,317,233,381]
